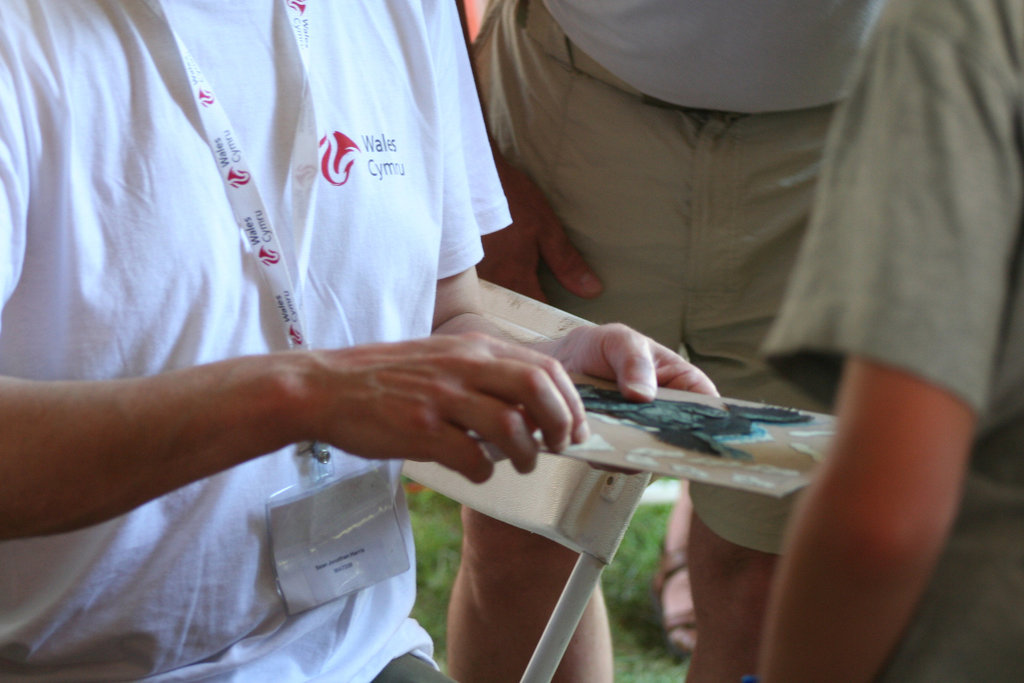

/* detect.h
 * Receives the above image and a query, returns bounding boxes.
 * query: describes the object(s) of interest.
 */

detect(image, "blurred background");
[407,477,690,682]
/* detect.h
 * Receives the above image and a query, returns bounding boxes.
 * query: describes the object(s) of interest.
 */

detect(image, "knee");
[460,506,578,582]
[689,511,777,590]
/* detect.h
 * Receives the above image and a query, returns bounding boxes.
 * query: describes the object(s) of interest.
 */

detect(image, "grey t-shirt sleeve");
[763,0,1024,414]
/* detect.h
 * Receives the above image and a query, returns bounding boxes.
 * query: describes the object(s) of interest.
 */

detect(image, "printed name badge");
[266,462,410,614]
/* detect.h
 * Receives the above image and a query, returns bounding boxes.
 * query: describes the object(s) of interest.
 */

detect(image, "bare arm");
[759,357,975,682]
[0,354,311,538]
[1,267,708,540]
[1,333,596,539]
[0,272,580,539]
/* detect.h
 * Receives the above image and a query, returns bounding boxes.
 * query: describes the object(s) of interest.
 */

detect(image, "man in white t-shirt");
[450,1,887,681]
[0,2,716,681]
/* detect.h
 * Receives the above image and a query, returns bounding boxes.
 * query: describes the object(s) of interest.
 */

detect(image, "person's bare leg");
[654,482,697,657]
[447,506,614,683]
[684,511,776,683]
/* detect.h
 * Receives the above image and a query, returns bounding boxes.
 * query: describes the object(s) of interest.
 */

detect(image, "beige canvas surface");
[556,375,833,497]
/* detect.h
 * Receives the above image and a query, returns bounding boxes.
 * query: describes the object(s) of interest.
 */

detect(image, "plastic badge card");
[267,464,409,614]
[557,376,835,498]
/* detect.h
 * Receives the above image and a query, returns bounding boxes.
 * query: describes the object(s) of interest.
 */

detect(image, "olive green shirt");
[765,0,1024,677]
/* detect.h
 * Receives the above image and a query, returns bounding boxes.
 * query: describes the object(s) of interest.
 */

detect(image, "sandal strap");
[653,547,689,593]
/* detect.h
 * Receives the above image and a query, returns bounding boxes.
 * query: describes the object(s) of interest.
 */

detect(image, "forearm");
[759,461,946,681]
[432,269,547,345]
[0,353,310,538]
[760,359,974,681]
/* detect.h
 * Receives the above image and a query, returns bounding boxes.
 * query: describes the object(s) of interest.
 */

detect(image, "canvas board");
[552,376,834,498]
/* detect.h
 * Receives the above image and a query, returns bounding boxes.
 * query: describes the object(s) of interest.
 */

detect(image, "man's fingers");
[318,334,591,473]
[592,328,659,402]
[538,225,603,299]
[477,220,548,300]
[457,402,540,475]
[458,357,576,454]
[658,361,719,397]
[453,333,589,448]
[539,356,590,444]
[407,425,496,483]
[643,338,719,396]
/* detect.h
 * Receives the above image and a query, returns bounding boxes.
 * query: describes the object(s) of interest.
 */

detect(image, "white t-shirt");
[544,0,889,112]
[0,1,508,680]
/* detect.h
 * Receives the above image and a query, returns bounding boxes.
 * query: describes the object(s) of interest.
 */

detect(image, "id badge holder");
[266,448,410,614]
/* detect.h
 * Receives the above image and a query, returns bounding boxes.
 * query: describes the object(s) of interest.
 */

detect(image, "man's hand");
[303,333,590,483]
[478,153,602,301]
[543,323,718,402]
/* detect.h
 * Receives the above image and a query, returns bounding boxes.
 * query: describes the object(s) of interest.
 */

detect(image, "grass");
[407,483,689,682]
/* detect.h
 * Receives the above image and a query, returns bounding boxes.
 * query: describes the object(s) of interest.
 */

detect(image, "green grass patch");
[407,483,689,681]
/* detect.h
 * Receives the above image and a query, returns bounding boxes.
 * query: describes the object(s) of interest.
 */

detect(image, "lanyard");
[145,0,320,351]
[146,0,331,465]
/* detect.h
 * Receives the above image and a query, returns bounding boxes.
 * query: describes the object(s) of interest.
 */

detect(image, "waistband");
[519,0,747,121]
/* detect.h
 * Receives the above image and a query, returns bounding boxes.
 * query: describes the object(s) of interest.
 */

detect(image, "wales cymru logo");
[319,132,360,186]
[198,89,215,107]
[227,167,251,188]
[258,246,280,266]
[287,0,307,14]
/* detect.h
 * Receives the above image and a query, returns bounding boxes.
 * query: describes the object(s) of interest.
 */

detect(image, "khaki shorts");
[371,654,453,683]
[476,0,831,553]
